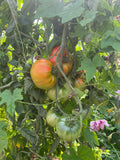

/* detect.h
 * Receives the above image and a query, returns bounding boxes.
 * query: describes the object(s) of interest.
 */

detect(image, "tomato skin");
[47,84,71,102]
[49,46,61,66]
[56,116,81,142]
[62,62,73,76]
[74,78,86,90]
[30,59,56,89]
[49,46,73,75]
[46,108,60,128]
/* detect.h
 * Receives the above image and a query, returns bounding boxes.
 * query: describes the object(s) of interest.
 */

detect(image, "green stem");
[56,23,83,127]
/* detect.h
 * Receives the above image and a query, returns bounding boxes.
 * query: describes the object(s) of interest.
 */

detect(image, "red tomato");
[30,59,56,89]
[49,46,73,75]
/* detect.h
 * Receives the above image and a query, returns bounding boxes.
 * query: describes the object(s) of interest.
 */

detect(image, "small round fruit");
[46,108,60,128]
[74,78,86,90]
[47,84,71,102]
[56,116,81,142]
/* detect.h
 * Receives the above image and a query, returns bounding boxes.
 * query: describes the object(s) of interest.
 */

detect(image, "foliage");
[0,0,120,159]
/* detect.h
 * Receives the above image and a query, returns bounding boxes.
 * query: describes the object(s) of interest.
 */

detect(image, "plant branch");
[56,23,83,127]
[0,81,15,90]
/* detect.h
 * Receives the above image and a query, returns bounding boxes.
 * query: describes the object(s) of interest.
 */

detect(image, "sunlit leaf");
[0,88,23,116]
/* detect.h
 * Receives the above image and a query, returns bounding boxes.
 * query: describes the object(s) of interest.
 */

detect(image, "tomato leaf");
[93,55,106,67]
[77,144,96,160]
[80,11,98,26]
[77,56,106,82]
[16,127,38,144]
[78,57,96,82]
[101,27,120,51]
[0,121,8,153]
[49,137,60,154]
[84,128,99,148]
[35,0,84,23]
[0,88,23,116]
[24,77,33,94]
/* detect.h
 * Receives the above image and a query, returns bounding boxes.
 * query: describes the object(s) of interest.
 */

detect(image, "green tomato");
[46,108,60,128]
[56,116,81,142]
[47,84,71,102]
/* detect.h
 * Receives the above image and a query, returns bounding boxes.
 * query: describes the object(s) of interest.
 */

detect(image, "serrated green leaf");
[0,88,23,116]
[77,57,96,82]
[49,137,60,154]
[24,77,33,94]
[35,0,84,23]
[60,5,84,24]
[0,121,8,153]
[80,11,97,26]
[16,127,38,144]
[84,128,99,148]
[93,55,106,67]
[77,144,96,160]
[101,27,120,51]
[35,0,64,19]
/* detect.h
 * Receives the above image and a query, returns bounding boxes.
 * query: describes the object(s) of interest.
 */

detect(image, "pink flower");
[116,90,120,94]
[90,119,109,132]
[116,90,120,101]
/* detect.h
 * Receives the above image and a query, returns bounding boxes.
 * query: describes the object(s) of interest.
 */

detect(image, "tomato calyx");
[56,116,81,142]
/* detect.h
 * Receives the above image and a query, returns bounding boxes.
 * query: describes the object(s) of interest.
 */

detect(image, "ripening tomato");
[61,62,73,76]
[74,78,86,90]
[56,116,81,142]
[49,46,61,66]
[30,59,56,89]
[46,107,61,128]
[49,46,73,75]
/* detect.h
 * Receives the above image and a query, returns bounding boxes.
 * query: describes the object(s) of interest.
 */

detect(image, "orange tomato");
[30,59,56,89]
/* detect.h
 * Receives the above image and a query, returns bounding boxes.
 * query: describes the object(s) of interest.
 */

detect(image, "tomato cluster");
[46,107,82,142]
[30,46,73,90]
[30,46,89,142]
[49,46,73,76]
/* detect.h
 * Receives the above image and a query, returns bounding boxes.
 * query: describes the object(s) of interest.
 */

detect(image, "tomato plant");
[89,89,109,107]
[0,0,120,159]
[30,59,56,89]
[49,46,73,75]
[56,116,81,142]
[47,84,71,102]
[74,77,86,90]
[46,107,61,128]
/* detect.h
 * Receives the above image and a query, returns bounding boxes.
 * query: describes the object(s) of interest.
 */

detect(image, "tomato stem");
[56,23,83,128]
